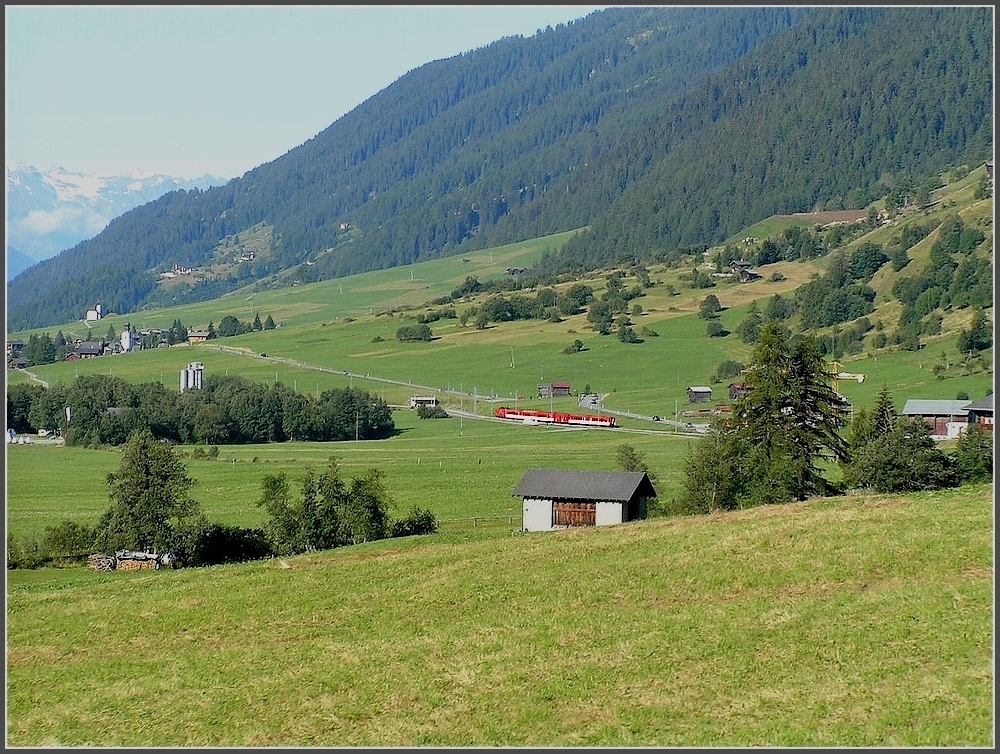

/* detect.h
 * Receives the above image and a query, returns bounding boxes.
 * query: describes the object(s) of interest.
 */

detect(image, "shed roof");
[901,399,972,417]
[513,469,657,502]
[965,394,994,412]
[686,386,713,393]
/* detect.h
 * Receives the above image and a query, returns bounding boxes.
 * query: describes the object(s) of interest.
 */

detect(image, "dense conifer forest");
[7,6,992,331]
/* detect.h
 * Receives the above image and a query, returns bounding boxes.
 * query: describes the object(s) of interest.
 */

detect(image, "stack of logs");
[88,551,174,571]
[88,553,116,572]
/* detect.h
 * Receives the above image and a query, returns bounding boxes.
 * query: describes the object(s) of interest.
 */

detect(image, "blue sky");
[6,5,610,180]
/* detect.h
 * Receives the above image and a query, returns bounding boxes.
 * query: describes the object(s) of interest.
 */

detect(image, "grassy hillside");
[6,483,992,746]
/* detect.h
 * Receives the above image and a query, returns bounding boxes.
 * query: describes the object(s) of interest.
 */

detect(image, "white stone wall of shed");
[595,501,623,526]
[522,498,553,532]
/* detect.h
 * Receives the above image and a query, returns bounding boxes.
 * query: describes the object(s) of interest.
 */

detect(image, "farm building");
[729,382,751,400]
[409,396,439,408]
[514,469,657,532]
[965,394,993,431]
[900,399,971,440]
[538,382,572,398]
[686,386,713,403]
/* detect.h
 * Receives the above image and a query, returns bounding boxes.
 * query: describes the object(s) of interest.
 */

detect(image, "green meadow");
[6,483,993,746]
[6,409,697,544]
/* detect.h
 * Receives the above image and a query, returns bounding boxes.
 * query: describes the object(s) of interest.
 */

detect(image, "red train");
[494,406,616,427]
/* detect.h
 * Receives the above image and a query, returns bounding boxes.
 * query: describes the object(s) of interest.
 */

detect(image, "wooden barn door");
[552,501,596,526]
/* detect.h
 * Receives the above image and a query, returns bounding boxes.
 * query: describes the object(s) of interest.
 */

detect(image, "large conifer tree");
[679,321,849,512]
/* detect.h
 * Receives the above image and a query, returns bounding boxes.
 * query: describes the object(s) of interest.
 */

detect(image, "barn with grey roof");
[514,469,657,532]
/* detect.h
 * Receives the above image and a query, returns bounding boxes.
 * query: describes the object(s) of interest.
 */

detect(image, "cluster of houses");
[158,264,195,279]
[6,320,184,369]
[713,259,763,282]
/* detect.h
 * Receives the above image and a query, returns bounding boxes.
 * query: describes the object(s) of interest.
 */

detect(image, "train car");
[494,406,616,427]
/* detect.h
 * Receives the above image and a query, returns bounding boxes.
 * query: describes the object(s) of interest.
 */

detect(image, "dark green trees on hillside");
[679,321,849,512]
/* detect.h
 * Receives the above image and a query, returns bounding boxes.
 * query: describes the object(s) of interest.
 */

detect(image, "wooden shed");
[686,386,713,403]
[514,469,657,532]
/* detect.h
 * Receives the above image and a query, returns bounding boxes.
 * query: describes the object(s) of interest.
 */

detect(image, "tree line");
[6,374,394,446]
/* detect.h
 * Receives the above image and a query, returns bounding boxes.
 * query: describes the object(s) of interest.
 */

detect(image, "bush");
[41,521,95,562]
[711,359,744,383]
[181,523,273,566]
[7,532,47,570]
[953,424,993,483]
[706,321,728,337]
[416,404,449,419]
[396,324,433,342]
[390,507,438,538]
[843,417,959,493]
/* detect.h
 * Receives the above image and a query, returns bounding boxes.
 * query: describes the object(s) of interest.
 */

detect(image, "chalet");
[514,469,657,532]
[686,386,713,403]
[900,399,970,440]
[187,330,213,343]
[7,340,24,358]
[73,340,106,359]
[965,394,993,431]
[538,382,572,398]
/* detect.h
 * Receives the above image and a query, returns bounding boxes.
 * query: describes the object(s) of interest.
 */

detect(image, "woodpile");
[88,550,176,571]
[88,553,116,572]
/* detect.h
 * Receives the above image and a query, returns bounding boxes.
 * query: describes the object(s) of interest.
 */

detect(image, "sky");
[6,5,611,181]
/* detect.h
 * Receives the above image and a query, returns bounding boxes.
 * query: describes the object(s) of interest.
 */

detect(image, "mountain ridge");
[5,6,992,331]
[5,163,226,276]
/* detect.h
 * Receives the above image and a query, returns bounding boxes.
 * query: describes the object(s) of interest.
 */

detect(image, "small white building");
[514,469,657,532]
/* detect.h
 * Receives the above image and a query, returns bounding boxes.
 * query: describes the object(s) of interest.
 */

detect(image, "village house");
[729,382,751,401]
[71,340,106,359]
[514,469,657,532]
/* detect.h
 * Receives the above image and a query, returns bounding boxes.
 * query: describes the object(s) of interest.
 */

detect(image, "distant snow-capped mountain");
[6,162,225,279]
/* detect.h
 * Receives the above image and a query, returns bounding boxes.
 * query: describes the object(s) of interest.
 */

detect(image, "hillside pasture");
[6,483,992,746]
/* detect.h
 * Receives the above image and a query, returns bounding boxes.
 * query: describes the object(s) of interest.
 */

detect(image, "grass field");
[6,483,992,746]
[5,408,698,543]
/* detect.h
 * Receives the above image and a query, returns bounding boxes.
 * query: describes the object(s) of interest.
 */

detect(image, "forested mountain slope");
[7,6,991,331]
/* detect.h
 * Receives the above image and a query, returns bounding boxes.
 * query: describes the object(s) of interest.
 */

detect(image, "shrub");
[390,507,438,537]
[416,404,449,419]
[953,423,993,483]
[42,521,95,562]
[706,321,728,337]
